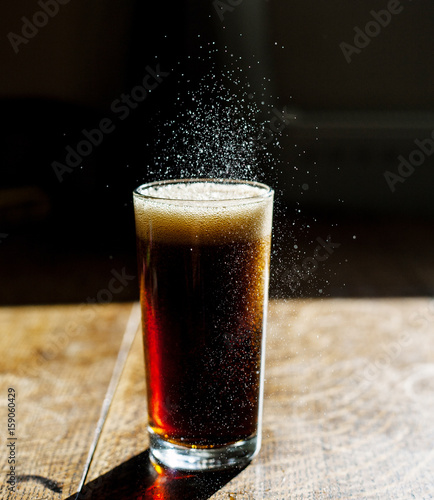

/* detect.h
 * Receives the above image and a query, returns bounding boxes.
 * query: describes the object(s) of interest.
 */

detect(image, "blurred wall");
[0,0,135,107]
[214,0,434,215]
[1,0,434,232]
[268,0,434,110]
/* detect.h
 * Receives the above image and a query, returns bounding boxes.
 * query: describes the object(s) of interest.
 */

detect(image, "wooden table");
[1,299,433,499]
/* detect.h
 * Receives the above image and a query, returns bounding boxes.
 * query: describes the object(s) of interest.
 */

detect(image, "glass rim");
[133,178,273,204]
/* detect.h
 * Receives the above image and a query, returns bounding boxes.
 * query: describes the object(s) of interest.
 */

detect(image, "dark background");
[1,0,434,304]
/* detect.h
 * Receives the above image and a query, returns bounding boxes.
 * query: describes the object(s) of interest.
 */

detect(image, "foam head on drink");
[134,180,273,452]
[134,180,273,245]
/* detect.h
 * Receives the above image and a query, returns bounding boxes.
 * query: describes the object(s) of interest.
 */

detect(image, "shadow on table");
[65,449,247,500]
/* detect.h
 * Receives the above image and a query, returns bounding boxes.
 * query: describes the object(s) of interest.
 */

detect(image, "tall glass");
[133,179,273,470]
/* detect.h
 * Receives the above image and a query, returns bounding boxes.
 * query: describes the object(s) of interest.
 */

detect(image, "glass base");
[149,429,260,471]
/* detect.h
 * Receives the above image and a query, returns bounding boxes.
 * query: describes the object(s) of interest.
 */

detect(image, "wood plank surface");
[214,299,434,499]
[71,298,434,499]
[0,302,138,500]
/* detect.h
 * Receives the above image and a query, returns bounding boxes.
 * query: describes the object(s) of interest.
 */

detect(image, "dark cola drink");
[133,179,273,470]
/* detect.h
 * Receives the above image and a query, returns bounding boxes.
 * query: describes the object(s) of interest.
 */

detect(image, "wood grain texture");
[213,299,434,499]
[2,299,434,499]
[76,320,246,500]
[0,303,136,500]
[73,299,434,499]
[81,328,149,490]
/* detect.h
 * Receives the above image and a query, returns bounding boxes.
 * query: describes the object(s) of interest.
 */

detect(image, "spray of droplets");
[146,47,343,298]
[151,51,281,183]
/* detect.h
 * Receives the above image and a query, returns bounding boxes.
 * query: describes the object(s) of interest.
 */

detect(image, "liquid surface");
[138,236,270,447]
[136,181,268,201]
